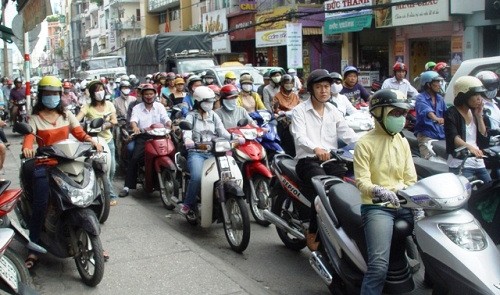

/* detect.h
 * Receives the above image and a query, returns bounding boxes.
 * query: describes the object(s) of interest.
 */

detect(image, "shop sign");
[239,0,257,11]
[375,0,450,28]
[255,7,293,32]
[229,12,255,41]
[324,0,373,19]
[324,14,372,35]
[203,9,231,53]
[256,29,287,48]
[286,23,303,69]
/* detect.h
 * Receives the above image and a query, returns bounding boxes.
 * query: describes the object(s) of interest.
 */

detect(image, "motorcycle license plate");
[0,256,18,292]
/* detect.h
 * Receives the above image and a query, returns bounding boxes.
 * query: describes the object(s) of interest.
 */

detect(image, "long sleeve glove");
[372,186,400,207]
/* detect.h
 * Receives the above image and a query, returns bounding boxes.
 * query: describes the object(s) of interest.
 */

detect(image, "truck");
[125,31,217,78]
[76,55,127,80]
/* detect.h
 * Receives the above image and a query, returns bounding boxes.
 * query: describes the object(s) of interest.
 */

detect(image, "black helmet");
[14,77,23,84]
[187,75,202,91]
[369,89,411,113]
[281,74,294,86]
[307,69,334,93]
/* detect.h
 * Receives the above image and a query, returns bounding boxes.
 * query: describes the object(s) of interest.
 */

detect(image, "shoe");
[4,142,9,148]
[306,231,319,251]
[179,204,190,215]
[110,199,118,206]
[119,187,129,197]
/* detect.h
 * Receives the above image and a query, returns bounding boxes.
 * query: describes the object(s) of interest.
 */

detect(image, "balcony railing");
[148,0,179,13]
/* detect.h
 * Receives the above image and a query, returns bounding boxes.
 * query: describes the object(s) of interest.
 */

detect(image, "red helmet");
[434,62,450,72]
[207,84,221,95]
[220,84,239,100]
[140,83,157,94]
[393,62,407,72]
[100,77,107,84]
[63,81,72,89]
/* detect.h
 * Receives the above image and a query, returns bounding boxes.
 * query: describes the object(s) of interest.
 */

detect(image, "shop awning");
[302,27,322,36]
[0,25,14,43]
[324,15,373,35]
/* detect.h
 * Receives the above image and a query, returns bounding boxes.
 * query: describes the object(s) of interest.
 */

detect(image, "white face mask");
[332,83,343,94]
[200,101,214,112]
[272,76,281,84]
[222,99,237,111]
[205,78,214,84]
[95,90,105,101]
[242,84,253,92]
[121,89,131,95]
[283,84,293,91]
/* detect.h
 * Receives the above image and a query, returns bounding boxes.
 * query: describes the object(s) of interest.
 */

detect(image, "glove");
[184,138,195,149]
[232,134,245,145]
[372,186,400,207]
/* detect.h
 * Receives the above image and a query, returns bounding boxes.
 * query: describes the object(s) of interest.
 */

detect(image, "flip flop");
[24,254,39,270]
[103,250,110,262]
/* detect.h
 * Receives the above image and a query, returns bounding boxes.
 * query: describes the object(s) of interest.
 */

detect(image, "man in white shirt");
[120,84,171,197]
[381,62,418,99]
[328,72,358,116]
[291,69,358,251]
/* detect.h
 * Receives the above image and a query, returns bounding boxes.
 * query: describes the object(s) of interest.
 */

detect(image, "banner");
[22,0,52,32]
[324,0,372,35]
[375,0,450,28]
[256,29,286,48]
[286,23,302,69]
[203,9,231,53]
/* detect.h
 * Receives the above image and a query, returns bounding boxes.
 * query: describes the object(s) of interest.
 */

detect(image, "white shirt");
[130,101,170,129]
[381,77,418,98]
[484,98,500,130]
[291,99,358,159]
[329,93,359,116]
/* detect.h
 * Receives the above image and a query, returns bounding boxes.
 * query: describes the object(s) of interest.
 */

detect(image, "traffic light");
[485,0,500,20]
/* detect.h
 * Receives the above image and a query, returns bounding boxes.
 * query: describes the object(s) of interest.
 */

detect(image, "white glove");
[232,134,245,145]
[372,186,400,207]
[184,138,195,149]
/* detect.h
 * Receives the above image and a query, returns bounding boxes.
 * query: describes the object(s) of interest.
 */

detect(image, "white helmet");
[80,80,88,90]
[121,74,130,81]
[129,74,137,80]
[288,68,297,74]
[193,86,215,103]
[146,74,153,79]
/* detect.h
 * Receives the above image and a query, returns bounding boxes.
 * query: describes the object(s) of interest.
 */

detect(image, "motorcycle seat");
[412,156,448,179]
[277,158,303,186]
[431,140,447,160]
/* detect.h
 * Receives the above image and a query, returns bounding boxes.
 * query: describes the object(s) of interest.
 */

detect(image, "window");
[136,9,141,22]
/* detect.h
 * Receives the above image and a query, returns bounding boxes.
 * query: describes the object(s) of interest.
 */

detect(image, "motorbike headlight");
[147,127,170,136]
[240,129,258,140]
[215,141,231,153]
[439,221,487,251]
[53,172,96,207]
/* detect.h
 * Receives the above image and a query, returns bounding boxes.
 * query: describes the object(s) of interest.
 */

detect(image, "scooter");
[13,122,106,287]
[11,99,27,132]
[0,180,37,295]
[227,121,273,226]
[249,110,284,162]
[171,121,251,253]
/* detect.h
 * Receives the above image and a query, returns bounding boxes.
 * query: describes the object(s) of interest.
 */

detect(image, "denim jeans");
[106,140,117,198]
[29,165,50,244]
[449,167,492,184]
[360,205,414,295]
[183,151,212,208]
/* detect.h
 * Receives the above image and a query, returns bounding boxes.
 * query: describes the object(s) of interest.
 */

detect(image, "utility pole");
[1,0,9,77]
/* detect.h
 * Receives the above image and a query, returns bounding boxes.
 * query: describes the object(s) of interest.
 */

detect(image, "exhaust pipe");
[262,209,305,240]
[310,251,333,285]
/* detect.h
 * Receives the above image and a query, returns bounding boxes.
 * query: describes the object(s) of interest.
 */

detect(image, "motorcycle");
[12,99,28,131]
[13,122,107,287]
[0,180,37,295]
[249,110,284,162]
[227,120,273,227]
[170,121,251,253]
[310,172,500,294]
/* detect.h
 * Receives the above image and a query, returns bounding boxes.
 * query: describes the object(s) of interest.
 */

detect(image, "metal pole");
[2,0,9,77]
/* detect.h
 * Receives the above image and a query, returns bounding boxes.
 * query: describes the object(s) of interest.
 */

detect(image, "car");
[193,66,265,89]
[444,56,500,105]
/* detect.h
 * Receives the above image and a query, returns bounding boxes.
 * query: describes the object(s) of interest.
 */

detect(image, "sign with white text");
[286,23,303,69]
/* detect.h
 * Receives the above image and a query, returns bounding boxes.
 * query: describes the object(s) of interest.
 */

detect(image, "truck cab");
[164,49,217,74]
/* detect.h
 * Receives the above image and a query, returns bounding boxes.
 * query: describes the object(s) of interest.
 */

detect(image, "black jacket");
[444,106,489,155]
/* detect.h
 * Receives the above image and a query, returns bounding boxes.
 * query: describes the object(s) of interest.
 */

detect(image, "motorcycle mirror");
[178,121,192,131]
[237,118,249,127]
[12,122,33,135]
[90,118,105,129]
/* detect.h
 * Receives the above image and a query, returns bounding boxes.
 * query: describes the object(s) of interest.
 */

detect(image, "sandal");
[24,253,39,270]
[103,250,110,262]
[110,199,118,206]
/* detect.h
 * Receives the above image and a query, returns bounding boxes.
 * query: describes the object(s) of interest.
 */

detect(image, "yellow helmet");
[38,76,62,92]
[225,71,236,80]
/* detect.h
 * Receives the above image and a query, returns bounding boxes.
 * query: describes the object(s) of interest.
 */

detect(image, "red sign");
[229,13,256,41]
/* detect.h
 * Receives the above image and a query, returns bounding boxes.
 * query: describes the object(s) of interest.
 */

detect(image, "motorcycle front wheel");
[74,228,105,287]
[96,175,111,224]
[160,169,178,210]
[0,248,34,294]
[249,175,271,227]
[223,196,250,253]
[271,186,307,251]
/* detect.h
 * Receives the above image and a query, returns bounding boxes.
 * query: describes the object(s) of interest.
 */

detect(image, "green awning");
[0,25,14,43]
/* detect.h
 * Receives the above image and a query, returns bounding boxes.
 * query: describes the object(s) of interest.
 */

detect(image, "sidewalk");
[1,127,275,295]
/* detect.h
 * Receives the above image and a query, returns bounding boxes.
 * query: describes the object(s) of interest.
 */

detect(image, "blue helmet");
[343,66,359,79]
[419,71,443,89]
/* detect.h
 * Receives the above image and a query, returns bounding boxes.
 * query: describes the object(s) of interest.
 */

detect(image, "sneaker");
[179,204,190,215]
[119,187,129,197]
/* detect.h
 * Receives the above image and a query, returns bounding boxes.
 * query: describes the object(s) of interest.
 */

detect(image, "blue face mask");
[42,95,61,109]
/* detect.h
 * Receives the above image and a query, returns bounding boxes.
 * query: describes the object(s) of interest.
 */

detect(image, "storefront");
[228,11,257,65]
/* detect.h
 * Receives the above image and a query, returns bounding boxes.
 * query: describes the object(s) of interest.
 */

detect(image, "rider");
[291,69,358,251]
[119,84,171,197]
[61,81,80,108]
[381,62,418,99]
[179,86,234,215]
[425,61,436,71]
[444,76,491,183]
[114,80,137,120]
[434,62,451,93]
[353,88,416,295]
[475,70,500,134]
[223,71,237,86]
[9,77,26,126]
[263,69,282,111]
[328,72,358,116]
[287,68,302,94]
[161,72,176,105]
[215,84,254,129]
[21,76,103,269]
[413,71,446,159]
[183,75,203,111]
[340,65,371,106]
[237,74,266,113]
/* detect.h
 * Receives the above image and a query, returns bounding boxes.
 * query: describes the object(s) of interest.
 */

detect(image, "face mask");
[95,90,105,101]
[121,89,131,95]
[383,115,406,135]
[242,84,252,92]
[205,78,214,84]
[272,76,281,84]
[283,84,293,91]
[42,95,61,109]
[332,83,343,94]
[200,101,214,112]
[485,89,497,100]
[222,99,237,111]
